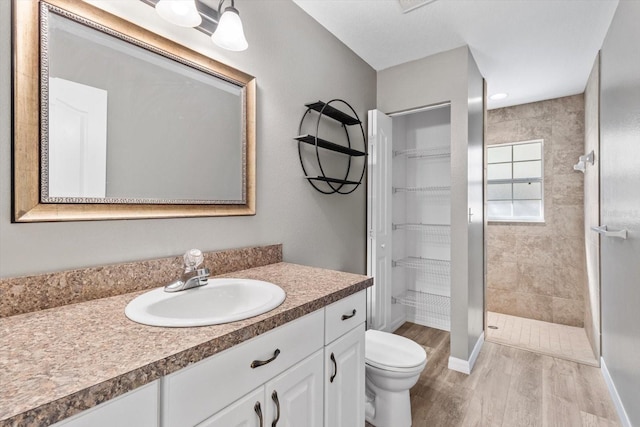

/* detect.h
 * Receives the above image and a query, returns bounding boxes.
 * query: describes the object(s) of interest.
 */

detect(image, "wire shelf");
[392,223,450,244]
[393,146,450,159]
[393,186,451,194]
[393,290,450,331]
[393,257,450,278]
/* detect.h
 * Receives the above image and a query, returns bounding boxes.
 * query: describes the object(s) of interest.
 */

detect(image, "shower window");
[487,139,544,222]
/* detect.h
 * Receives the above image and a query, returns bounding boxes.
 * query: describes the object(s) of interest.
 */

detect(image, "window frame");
[486,139,545,223]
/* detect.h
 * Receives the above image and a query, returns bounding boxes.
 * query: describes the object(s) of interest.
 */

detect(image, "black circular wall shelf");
[295,99,367,195]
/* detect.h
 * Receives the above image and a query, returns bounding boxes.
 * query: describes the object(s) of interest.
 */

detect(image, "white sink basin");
[125,278,286,327]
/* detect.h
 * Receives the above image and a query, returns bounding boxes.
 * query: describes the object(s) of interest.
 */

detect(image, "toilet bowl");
[364,329,427,427]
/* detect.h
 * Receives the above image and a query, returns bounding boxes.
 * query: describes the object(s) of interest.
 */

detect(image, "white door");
[367,110,393,331]
[324,324,365,427]
[197,387,265,427]
[265,350,323,427]
[49,78,108,198]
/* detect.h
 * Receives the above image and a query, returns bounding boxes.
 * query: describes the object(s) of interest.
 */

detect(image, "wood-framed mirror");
[12,0,256,222]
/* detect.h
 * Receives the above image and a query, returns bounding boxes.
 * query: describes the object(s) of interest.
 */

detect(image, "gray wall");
[0,0,376,278]
[378,46,485,362]
[600,1,640,424]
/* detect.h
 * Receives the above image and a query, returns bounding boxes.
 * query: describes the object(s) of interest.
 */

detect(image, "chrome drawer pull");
[254,402,263,427]
[251,349,281,369]
[341,309,357,321]
[271,390,280,427]
[330,352,337,383]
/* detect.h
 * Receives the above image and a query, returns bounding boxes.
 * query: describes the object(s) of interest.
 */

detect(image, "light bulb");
[212,6,248,51]
[156,0,202,28]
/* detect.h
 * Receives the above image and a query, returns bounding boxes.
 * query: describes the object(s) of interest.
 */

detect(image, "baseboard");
[601,357,632,427]
[388,313,407,333]
[448,332,484,375]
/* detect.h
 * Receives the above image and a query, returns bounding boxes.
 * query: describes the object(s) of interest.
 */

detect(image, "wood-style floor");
[486,311,598,366]
[372,322,620,427]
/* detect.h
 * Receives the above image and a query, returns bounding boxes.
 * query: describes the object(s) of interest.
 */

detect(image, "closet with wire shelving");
[390,104,451,331]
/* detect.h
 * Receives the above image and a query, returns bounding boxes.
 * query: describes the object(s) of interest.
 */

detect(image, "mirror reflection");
[45,9,244,204]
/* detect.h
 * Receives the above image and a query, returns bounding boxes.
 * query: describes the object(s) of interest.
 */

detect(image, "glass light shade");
[212,7,248,51]
[156,0,202,28]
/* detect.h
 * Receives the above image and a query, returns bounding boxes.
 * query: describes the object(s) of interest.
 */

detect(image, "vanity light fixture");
[155,0,202,27]
[212,0,248,51]
[146,0,248,51]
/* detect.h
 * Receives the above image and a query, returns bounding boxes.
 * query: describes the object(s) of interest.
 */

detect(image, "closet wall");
[377,46,484,365]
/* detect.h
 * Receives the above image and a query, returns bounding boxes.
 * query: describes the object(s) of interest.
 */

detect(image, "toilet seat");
[365,330,427,372]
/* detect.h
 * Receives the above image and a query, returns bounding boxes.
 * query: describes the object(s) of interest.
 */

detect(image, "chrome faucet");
[164,249,211,293]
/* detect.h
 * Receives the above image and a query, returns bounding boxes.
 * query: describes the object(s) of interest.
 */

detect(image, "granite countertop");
[0,262,372,426]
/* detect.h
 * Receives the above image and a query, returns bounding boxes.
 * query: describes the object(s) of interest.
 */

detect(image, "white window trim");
[487,139,545,223]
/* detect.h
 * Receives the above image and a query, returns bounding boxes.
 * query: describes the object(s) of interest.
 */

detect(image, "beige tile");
[552,205,585,237]
[552,143,585,171]
[487,232,517,264]
[486,288,520,317]
[517,262,555,296]
[516,235,555,266]
[486,119,521,145]
[520,115,552,141]
[552,94,585,115]
[553,237,586,270]
[552,110,585,140]
[551,176,584,206]
[552,297,584,327]
[487,261,518,291]
[517,293,554,322]
[554,262,585,300]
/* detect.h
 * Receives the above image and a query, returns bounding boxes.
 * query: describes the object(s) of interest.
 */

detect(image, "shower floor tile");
[486,311,598,366]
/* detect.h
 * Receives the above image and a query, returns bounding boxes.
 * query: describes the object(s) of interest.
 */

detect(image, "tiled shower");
[485,95,592,347]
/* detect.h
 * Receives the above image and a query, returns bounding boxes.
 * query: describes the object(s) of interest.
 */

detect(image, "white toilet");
[364,329,427,427]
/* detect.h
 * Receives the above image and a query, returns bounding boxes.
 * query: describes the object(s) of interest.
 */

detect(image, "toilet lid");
[365,329,427,370]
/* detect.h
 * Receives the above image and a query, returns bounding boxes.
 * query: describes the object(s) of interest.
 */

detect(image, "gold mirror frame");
[12,0,256,222]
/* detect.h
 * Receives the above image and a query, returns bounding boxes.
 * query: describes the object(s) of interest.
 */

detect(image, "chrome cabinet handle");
[330,352,337,383]
[251,349,281,369]
[254,402,263,427]
[591,225,628,239]
[341,309,356,321]
[271,390,280,427]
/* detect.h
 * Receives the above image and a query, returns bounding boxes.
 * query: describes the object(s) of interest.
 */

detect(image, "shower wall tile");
[487,261,518,291]
[515,235,555,266]
[487,94,586,327]
[552,297,584,327]
[486,288,520,316]
[553,206,585,237]
[517,293,553,322]
[517,262,555,296]
[487,233,517,264]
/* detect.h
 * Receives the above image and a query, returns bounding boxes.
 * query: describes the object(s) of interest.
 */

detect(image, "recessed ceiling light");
[489,93,508,100]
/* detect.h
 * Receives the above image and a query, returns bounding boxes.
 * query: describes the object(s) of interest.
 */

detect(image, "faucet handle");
[183,249,204,272]
[197,267,210,286]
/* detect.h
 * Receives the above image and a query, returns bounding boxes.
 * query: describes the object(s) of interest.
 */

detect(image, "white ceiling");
[292,0,619,109]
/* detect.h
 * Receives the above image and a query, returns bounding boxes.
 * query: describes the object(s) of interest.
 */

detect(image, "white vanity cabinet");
[162,310,325,427]
[264,350,324,427]
[323,291,366,427]
[195,387,264,427]
[50,381,159,427]
[49,290,367,427]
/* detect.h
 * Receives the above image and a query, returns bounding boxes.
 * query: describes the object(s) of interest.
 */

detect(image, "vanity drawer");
[325,290,366,344]
[162,309,324,427]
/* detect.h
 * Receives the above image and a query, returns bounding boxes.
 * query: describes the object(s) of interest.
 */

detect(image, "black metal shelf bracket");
[295,99,367,195]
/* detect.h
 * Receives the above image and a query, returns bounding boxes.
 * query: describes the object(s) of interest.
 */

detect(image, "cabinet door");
[197,387,265,427]
[324,324,365,427]
[50,381,158,427]
[265,350,323,427]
